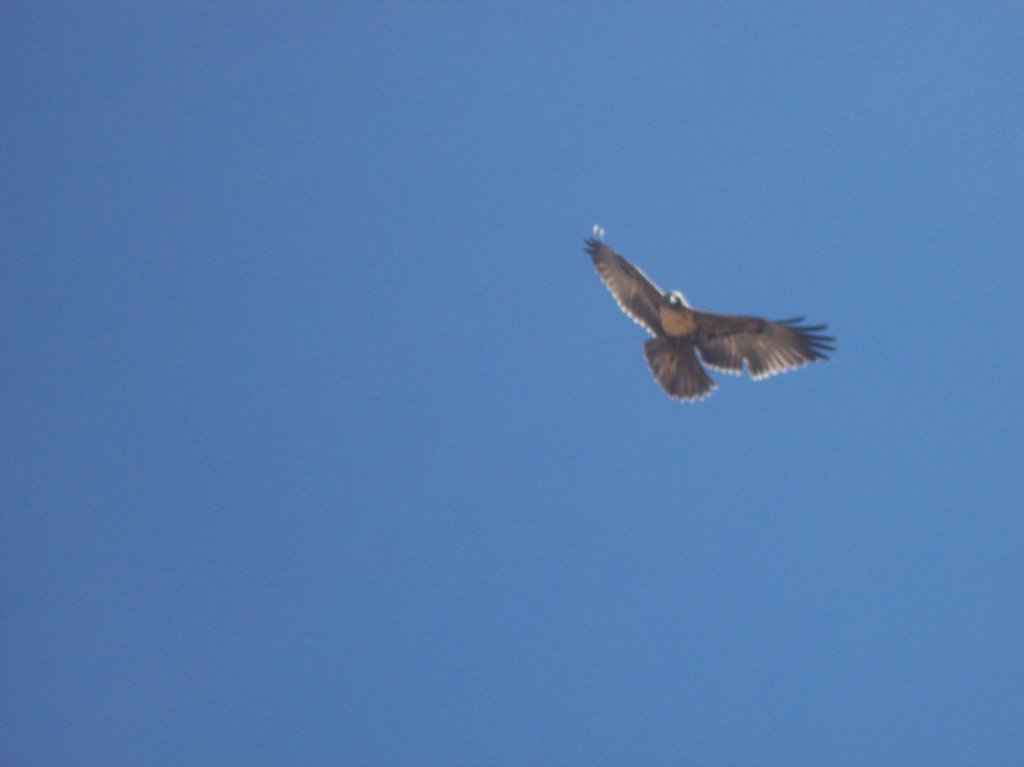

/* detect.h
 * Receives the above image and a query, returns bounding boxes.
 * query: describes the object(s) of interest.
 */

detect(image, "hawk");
[586,237,834,402]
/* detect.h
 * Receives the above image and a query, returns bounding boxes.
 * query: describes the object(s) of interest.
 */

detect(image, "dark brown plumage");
[586,237,834,402]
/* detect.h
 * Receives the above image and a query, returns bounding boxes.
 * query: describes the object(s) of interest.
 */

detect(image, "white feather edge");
[595,268,659,337]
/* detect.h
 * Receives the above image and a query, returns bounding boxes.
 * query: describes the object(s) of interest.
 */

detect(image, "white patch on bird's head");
[591,224,606,241]
[665,290,690,308]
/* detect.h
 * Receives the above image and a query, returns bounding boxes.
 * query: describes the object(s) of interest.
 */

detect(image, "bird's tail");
[643,336,715,402]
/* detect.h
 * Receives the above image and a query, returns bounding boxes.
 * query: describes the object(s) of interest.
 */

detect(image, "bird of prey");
[586,237,834,402]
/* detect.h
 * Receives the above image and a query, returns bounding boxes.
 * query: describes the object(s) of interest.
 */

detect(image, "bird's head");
[664,290,690,309]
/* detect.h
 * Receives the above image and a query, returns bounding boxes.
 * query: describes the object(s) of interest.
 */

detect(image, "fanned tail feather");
[643,336,715,402]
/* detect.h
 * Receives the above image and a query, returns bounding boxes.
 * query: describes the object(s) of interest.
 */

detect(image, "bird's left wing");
[585,239,664,336]
[694,312,835,380]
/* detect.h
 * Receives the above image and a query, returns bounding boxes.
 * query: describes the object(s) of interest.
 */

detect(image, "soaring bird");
[586,237,834,402]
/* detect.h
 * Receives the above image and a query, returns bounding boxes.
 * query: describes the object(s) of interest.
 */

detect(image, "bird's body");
[659,299,697,337]
[586,237,834,402]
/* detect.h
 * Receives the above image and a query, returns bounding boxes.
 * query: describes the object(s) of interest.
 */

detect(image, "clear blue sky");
[3,4,1022,765]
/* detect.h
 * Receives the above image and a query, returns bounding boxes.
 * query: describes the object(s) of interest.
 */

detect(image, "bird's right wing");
[694,312,835,380]
[585,239,664,336]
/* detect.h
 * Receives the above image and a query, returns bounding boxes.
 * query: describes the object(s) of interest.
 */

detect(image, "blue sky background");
[2,4,1022,765]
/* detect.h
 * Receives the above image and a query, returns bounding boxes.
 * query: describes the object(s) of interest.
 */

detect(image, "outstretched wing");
[585,238,664,336]
[694,312,835,380]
